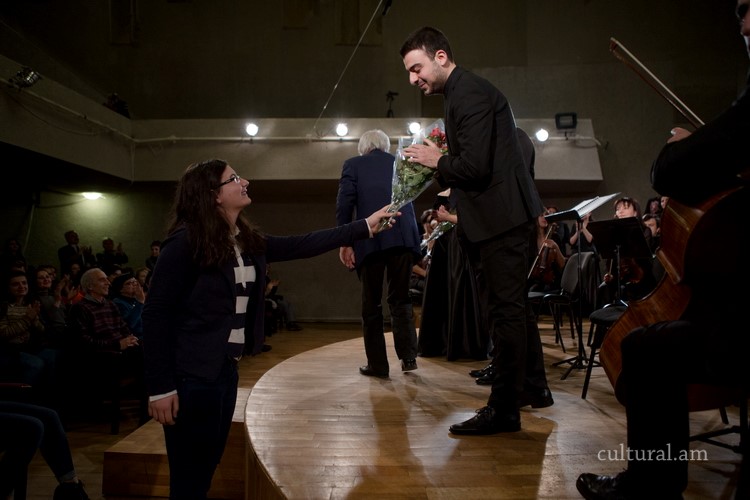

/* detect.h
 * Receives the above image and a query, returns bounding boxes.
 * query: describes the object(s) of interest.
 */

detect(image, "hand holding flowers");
[377,120,448,231]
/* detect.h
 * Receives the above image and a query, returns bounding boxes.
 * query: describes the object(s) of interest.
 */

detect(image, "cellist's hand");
[667,127,692,143]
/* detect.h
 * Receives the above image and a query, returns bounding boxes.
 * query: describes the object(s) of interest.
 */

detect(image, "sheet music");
[545,192,620,223]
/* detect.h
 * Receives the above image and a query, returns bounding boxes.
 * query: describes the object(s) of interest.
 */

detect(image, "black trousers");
[621,316,750,495]
[465,221,534,414]
[358,247,418,375]
[163,358,238,499]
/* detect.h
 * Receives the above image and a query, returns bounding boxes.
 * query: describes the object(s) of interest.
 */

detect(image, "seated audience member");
[33,268,69,343]
[145,240,161,271]
[0,271,57,395]
[96,238,129,276]
[0,401,89,499]
[134,266,151,294]
[264,265,301,332]
[1,238,26,276]
[106,267,124,288]
[68,268,139,354]
[67,268,144,411]
[112,273,145,339]
[60,263,82,306]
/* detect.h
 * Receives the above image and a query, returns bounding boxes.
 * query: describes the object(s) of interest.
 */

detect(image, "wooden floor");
[26,319,742,499]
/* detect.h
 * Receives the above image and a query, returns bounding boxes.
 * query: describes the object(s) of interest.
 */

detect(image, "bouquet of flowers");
[420,219,456,250]
[378,119,448,231]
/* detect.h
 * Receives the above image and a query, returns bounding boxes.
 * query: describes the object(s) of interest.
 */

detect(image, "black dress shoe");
[475,367,497,385]
[577,472,628,500]
[577,471,683,500]
[286,322,302,331]
[449,406,521,435]
[469,363,493,378]
[359,366,388,378]
[517,388,554,408]
[401,358,418,371]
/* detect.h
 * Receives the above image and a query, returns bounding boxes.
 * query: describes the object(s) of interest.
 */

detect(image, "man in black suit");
[400,27,546,434]
[336,129,422,378]
[577,2,750,498]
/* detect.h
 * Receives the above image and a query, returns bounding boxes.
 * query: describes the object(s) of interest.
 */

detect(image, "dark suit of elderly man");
[336,129,422,378]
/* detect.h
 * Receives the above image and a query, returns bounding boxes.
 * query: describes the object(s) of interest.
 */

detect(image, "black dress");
[417,226,488,361]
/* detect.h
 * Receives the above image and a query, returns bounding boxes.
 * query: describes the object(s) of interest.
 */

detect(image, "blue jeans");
[0,401,75,496]
[163,358,239,499]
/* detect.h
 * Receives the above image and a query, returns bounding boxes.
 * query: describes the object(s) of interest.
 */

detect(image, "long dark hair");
[166,159,266,268]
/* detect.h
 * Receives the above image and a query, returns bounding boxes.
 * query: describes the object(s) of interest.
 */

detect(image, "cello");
[598,39,747,410]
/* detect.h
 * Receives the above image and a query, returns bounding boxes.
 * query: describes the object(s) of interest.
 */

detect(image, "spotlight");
[335,123,348,137]
[245,123,259,137]
[555,112,577,130]
[408,121,421,134]
[535,129,549,142]
[9,67,42,88]
[82,192,103,200]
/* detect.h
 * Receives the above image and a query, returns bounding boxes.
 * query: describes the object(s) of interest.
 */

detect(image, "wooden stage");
[100,321,744,499]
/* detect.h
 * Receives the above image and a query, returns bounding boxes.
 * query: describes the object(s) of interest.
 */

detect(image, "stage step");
[102,388,250,499]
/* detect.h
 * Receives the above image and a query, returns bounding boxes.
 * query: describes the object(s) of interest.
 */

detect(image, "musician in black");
[577,1,750,498]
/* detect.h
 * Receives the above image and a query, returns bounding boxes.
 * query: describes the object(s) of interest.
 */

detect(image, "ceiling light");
[245,123,259,137]
[9,67,42,88]
[335,123,348,137]
[82,192,103,200]
[408,121,421,134]
[535,129,549,142]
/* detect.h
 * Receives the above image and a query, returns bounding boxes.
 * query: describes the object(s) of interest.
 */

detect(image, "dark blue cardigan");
[143,221,370,396]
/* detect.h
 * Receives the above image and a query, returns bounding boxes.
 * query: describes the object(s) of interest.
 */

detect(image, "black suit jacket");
[436,67,543,243]
[336,149,421,269]
[651,76,750,203]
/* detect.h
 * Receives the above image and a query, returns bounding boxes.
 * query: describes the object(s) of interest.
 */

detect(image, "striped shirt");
[227,242,256,359]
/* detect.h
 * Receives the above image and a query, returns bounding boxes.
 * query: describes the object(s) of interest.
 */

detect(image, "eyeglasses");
[215,174,241,189]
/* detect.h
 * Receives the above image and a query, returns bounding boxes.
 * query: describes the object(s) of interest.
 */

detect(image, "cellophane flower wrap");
[378,119,448,231]
[420,220,456,250]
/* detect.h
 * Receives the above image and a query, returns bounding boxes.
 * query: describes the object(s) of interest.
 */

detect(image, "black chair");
[581,305,627,399]
[688,386,748,454]
[541,252,597,358]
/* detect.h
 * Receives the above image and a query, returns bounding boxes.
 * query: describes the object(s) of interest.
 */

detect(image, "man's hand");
[667,127,692,143]
[119,334,139,350]
[134,282,146,303]
[339,246,355,270]
[436,205,457,224]
[149,394,179,425]
[403,138,443,169]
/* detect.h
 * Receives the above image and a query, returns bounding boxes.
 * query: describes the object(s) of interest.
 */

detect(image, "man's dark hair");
[399,26,454,61]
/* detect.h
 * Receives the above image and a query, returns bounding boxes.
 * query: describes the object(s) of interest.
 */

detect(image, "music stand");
[588,217,652,307]
[544,192,619,379]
